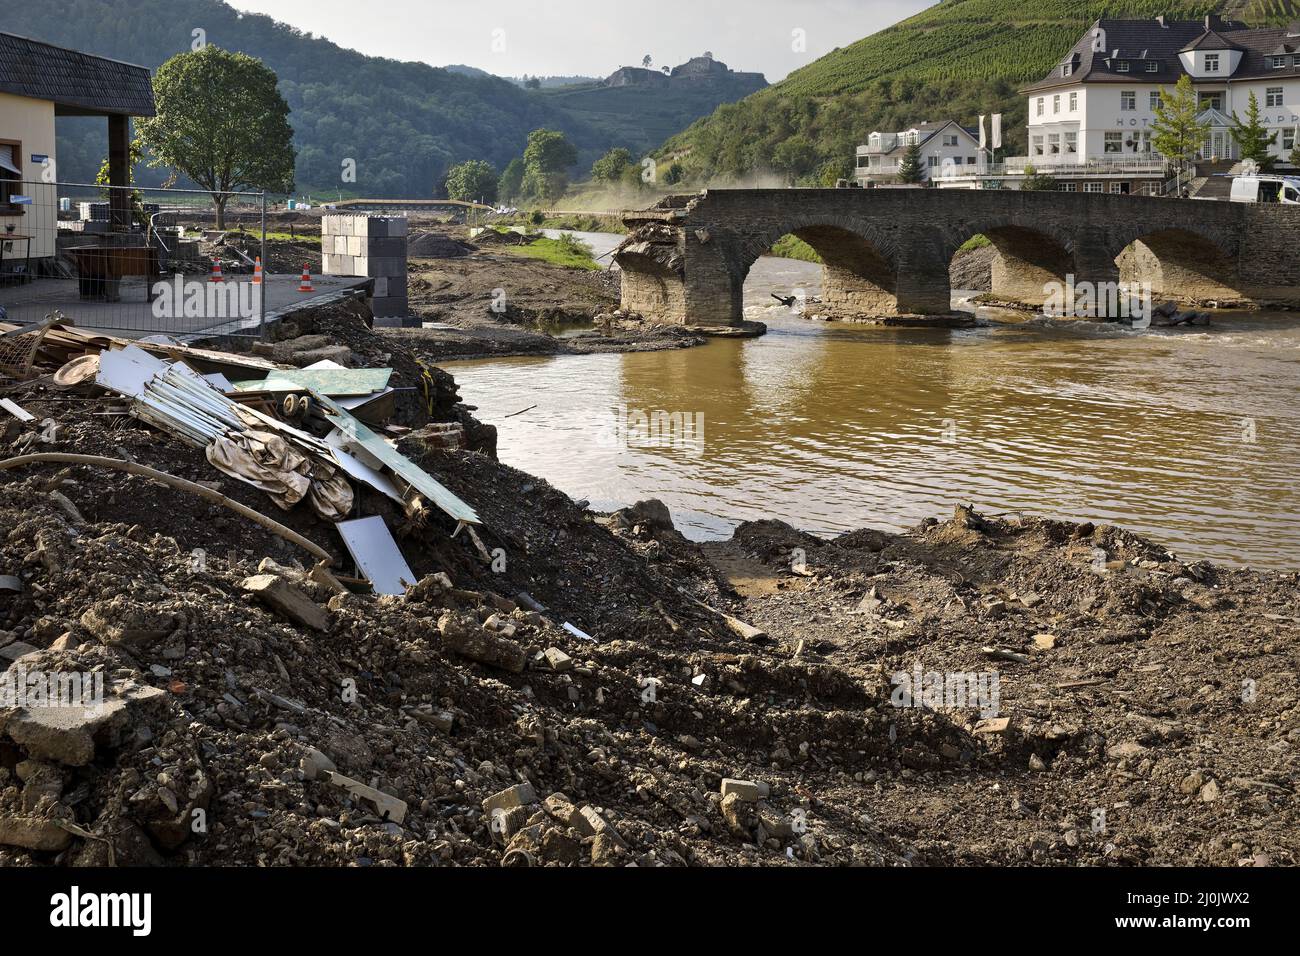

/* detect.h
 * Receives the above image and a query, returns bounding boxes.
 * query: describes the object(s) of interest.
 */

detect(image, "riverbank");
[0,304,1292,866]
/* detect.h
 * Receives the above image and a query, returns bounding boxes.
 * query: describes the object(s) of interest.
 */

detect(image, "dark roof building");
[0,32,155,117]
[1022,15,1300,93]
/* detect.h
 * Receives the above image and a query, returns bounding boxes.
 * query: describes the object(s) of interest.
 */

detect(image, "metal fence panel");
[0,181,267,338]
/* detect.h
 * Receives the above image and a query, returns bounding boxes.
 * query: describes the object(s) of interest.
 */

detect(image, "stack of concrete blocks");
[321,214,411,326]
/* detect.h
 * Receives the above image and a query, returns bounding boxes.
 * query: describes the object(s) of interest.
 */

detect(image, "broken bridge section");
[614,189,1300,325]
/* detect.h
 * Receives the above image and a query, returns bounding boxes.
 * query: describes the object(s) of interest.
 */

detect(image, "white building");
[854,120,986,185]
[1015,15,1300,193]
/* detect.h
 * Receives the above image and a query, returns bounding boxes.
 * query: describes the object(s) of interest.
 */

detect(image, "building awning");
[0,145,21,175]
[0,32,154,117]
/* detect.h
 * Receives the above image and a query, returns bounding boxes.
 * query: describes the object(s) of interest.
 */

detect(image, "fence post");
[259,190,267,339]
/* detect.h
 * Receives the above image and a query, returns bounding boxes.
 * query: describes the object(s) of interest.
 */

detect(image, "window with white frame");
[1031,134,1044,156]
[1084,181,1104,192]
[1121,90,1136,110]
[1053,94,1061,113]
[1267,87,1283,107]
[1110,182,1125,193]
[1104,131,1123,153]
[928,156,939,167]
[943,134,958,146]
[1064,131,1078,153]
[1047,133,1060,154]
[1063,63,1073,77]
[1145,60,1159,72]
[1205,54,1220,72]
[1059,182,1077,191]
[1285,128,1296,151]
[1150,90,1162,110]
[1272,56,1288,69]
[1037,98,1044,117]
[0,142,22,211]
[1116,60,1130,72]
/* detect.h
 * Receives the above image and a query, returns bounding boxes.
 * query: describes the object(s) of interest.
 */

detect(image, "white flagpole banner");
[978,115,987,151]
[992,113,1003,150]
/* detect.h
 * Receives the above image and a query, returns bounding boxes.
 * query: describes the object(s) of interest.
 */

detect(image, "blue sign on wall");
[30,154,48,164]
[11,196,32,205]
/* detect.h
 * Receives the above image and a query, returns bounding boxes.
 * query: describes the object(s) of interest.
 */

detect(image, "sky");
[229,0,930,82]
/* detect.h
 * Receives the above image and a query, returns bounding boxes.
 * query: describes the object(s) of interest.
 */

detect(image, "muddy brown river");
[446,249,1300,569]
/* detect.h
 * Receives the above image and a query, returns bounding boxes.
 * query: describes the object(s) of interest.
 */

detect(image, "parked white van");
[1229,175,1300,204]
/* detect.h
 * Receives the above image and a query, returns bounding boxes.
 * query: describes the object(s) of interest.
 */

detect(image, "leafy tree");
[1019,164,1058,191]
[897,140,924,184]
[642,55,653,69]
[95,138,146,223]
[591,147,633,182]
[1291,143,1300,168]
[772,135,818,182]
[498,158,525,203]
[524,77,541,90]
[521,129,577,202]
[136,45,294,228]
[1152,75,1209,191]
[663,161,684,185]
[445,159,498,203]
[1230,91,1278,171]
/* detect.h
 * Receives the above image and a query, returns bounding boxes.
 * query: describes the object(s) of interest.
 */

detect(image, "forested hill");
[5,0,598,194]
[658,0,1300,184]
[5,0,761,196]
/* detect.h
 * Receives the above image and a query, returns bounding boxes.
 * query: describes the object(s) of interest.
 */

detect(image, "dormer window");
[1145,60,1159,72]
[1272,56,1289,69]
[1205,53,1220,72]
[1062,63,1073,77]
[1115,60,1130,72]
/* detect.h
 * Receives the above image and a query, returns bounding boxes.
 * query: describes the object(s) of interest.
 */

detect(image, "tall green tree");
[445,159,498,203]
[591,147,633,183]
[521,129,578,203]
[1151,75,1209,192]
[897,140,924,184]
[498,158,525,203]
[136,45,295,228]
[1230,91,1278,171]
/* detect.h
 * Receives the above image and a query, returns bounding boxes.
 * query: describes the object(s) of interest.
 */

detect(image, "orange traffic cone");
[298,263,314,292]
[252,257,263,285]
[209,259,225,282]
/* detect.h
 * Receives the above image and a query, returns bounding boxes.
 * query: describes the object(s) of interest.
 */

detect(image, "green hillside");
[660,0,1300,183]
[3,0,761,196]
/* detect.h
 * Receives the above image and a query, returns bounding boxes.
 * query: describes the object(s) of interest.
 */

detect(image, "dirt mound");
[408,233,476,259]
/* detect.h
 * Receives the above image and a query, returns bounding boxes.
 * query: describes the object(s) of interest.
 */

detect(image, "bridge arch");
[1116,228,1242,303]
[729,218,903,321]
[942,218,1075,307]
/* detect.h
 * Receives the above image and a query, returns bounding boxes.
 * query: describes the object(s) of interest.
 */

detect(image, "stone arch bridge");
[613,189,1300,325]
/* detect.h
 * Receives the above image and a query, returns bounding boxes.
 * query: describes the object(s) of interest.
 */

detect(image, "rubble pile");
[0,309,1295,868]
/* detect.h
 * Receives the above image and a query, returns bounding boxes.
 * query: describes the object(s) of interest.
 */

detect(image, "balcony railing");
[999,155,1169,175]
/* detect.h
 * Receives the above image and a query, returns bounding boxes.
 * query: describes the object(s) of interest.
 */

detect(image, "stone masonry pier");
[614,189,1300,324]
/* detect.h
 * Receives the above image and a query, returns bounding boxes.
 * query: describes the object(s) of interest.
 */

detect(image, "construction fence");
[0,181,273,338]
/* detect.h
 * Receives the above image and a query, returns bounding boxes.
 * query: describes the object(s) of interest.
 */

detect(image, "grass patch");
[502,233,600,270]
[957,234,991,253]
[768,234,823,264]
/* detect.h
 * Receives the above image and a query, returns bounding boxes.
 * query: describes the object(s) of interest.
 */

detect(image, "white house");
[854,121,986,185]
[0,32,154,265]
[1015,15,1300,193]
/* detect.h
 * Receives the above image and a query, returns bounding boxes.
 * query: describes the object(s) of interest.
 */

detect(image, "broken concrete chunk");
[0,642,40,666]
[0,815,74,852]
[79,597,178,650]
[299,746,337,781]
[240,574,329,632]
[438,612,525,673]
[3,681,167,767]
[721,778,770,802]
[483,782,538,816]
[543,647,573,672]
